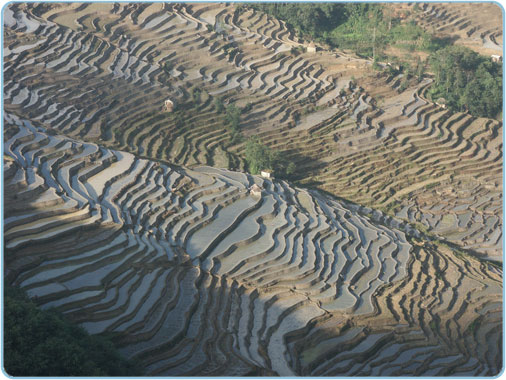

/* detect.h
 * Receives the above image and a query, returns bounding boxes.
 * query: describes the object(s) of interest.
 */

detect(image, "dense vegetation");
[250,3,449,58]
[245,137,279,174]
[248,3,346,40]
[428,46,502,118]
[4,285,141,377]
[250,3,500,119]
[245,137,296,177]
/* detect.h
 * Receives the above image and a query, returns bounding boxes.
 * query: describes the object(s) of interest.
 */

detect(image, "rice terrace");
[2,1,503,377]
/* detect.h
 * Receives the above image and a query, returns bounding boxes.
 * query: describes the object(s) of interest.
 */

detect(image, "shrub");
[214,96,225,113]
[191,87,201,104]
[242,102,253,113]
[225,104,241,131]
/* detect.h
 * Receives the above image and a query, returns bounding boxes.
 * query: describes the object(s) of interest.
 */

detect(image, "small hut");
[307,41,317,53]
[249,184,263,197]
[163,98,175,112]
[260,169,273,179]
[436,97,447,109]
[491,54,502,63]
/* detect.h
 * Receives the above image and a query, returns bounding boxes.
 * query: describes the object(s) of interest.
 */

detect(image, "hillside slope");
[4,114,502,376]
[4,3,502,258]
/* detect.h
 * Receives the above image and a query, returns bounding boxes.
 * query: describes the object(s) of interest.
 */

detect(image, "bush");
[372,58,382,71]
[229,130,243,144]
[242,102,253,113]
[286,161,297,177]
[228,48,239,61]
[421,35,452,52]
[191,87,201,104]
[214,96,225,113]
[174,112,185,129]
[225,104,241,131]
[162,62,173,76]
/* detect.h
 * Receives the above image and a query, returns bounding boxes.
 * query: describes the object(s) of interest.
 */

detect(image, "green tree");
[429,46,502,118]
[214,96,225,113]
[225,104,241,131]
[4,285,142,377]
[191,87,201,104]
[162,61,173,76]
[174,112,185,129]
[286,161,297,177]
[250,3,346,40]
[245,137,279,174]
[244,137,297,178]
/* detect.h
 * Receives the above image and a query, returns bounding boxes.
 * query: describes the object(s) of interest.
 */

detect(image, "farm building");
[163,98,175,112]
[436,97,447,109]
[261,170,273,179]
[249,183,263,197]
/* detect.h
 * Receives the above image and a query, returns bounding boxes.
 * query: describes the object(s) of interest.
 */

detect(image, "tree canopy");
[250,4,445,57]
[429,46,502,118]
[4,285,142,377]
[250,3,346,39]
[249,4,501,120]
[244,137,297,178]
[245,137,279,174]
[225,104,241,131]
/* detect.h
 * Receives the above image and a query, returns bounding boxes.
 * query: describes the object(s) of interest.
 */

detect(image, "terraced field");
[410,3,503,56]
[4,3,502,259]
[309,80,503,259]
[3,2,503,376]
[4,113,502,376]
